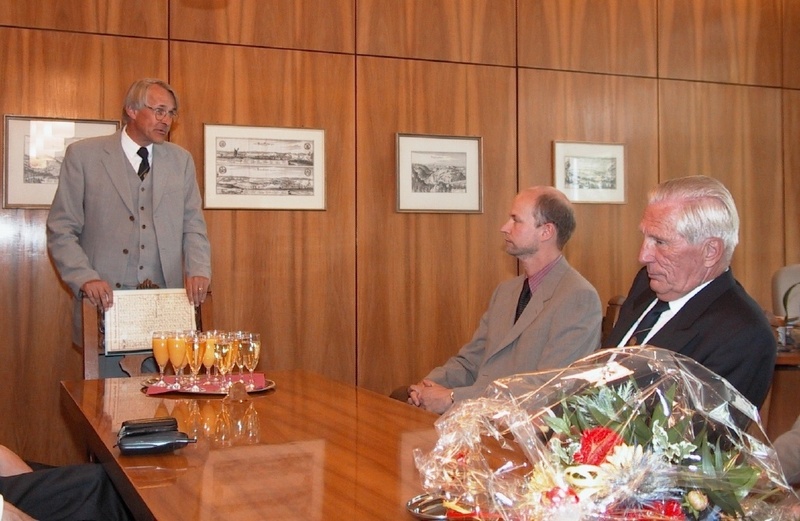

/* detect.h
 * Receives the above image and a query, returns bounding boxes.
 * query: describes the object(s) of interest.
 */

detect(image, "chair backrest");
[601,294,626,345]
[772,264,800,319]
[82,291,213,379]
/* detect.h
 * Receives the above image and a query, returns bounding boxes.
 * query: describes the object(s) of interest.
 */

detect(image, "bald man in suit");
[47,78,211,376]
[406,187,602,413]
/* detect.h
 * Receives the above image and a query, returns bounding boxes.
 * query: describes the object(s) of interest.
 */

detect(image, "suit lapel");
[101,133,136,215]
[646,270,736,351]
[152,144,167,210]
[491,258,568,356]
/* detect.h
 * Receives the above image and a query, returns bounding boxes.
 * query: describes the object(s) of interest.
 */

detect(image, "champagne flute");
[151,331,170,387]
[214,332,234,390]
[167,330,187,389]
[185,330,204,392]
[201,330,218,385]
[234,331,249,382]
[243,333,261,390]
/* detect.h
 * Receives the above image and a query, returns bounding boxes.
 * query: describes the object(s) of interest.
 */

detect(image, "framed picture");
[396,133,482,213]
[3,115,119,209]
[204,124,325,210]
[553,141,625,204]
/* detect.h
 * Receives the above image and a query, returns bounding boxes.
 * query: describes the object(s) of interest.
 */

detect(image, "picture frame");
[553,141,625,204]
[3,115,119,209]
[396,133,482,213]
[204,124,325,210]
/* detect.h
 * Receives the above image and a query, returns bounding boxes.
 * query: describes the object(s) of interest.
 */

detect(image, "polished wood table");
[766,351,800,440]
[60,371,439,521]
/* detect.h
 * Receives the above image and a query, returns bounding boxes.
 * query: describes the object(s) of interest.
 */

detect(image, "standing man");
[406,186,602,413]
[47,78,211,376]
[604,175,775,408]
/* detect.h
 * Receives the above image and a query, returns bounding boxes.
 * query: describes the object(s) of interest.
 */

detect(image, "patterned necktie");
[515,279,532,323]
[137,147,150,181]
[627,299,670,346]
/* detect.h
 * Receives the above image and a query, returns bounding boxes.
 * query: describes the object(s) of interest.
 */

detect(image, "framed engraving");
[553,141,625,204]
[3,115,119,208]
[204,124,325,210]
[396,133,482,213]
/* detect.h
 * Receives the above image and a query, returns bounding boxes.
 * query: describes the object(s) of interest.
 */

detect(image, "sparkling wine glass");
[234,331,250,382]
[185,330,204,391]
[151,331,170,387]
[201,330,218,385]
[214,332,234,390]
[243,333,261,390]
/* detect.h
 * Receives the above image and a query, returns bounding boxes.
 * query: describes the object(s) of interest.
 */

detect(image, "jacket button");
[122,249,129,254]
[129,216,135,221]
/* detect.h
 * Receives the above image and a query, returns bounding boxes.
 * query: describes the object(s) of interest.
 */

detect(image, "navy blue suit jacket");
[604,267,776,408]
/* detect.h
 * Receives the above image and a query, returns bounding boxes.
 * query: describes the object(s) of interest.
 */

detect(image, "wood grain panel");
[0,28,167,465]
[357,0,515,65]
[519,0,657,77]
[659,80,783,308]
[0,0,167,38]
[518,69,658,306]
[658,0,782,86]
[786,0,800,88]
[169,42,357,385]
[170,0,354,53]
[785,90,800,264]
[356,57,517,394]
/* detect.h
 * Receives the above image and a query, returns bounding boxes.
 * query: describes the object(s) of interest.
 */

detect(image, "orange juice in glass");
[167,331,187,388]
[151,331,170,387]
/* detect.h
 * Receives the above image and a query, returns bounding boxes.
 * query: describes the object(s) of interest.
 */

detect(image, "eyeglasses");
[143,105,178,121]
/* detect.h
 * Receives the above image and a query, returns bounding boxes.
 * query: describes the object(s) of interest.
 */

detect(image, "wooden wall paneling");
[658,80,784,309]
[785,0,800,88]
[0,0,167,38]
[356,56,518,394]
[658,0,783,86]
[517,68,658,306]
[170,0,355,53]
[0,28,168,465]
[519,0,657,77]
[785,90,800,264]
[356,0,515,65]
[170,42,357,385]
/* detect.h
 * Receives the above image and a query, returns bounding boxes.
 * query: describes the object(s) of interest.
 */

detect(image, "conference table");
[60,371,439,521]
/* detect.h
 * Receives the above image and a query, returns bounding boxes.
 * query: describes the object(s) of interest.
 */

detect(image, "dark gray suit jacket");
[604,267,776,408]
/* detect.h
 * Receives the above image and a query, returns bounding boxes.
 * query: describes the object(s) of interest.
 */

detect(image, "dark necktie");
[137,147,150,181]
[627,299,670,346]
[514,279,532,323]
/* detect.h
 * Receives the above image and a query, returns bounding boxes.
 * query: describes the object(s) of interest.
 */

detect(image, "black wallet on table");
[116,417,196,455]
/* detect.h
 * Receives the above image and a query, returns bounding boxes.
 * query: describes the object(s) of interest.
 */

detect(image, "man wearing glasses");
[47,78,211,377]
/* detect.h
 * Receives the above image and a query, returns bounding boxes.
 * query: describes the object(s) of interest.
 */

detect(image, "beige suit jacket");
[46,131,211,343]
[425,257,602,402]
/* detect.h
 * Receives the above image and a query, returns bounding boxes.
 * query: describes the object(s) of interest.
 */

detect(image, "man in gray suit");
[47,78,211,376]
[407,186,602,413]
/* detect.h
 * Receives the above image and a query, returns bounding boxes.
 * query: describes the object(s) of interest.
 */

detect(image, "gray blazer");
[47,131,211,343]
[425,256,602,402]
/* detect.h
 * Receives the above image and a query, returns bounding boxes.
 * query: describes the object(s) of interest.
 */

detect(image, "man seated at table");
[0,445,131,520]
[603,175,775,409]
[402,186,602,414]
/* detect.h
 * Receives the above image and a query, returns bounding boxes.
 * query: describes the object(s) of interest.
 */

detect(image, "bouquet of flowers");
[413,347,800,520]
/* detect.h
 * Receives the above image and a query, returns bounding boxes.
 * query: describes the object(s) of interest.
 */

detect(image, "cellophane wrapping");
[413,346,800,520]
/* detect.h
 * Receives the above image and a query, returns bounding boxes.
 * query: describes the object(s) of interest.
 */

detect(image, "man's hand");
[185,276,210,307]
[80,279,114,311]
[408,379,453,414]
[3,502,36,521]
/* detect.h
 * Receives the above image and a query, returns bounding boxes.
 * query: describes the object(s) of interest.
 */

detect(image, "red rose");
[572,426,623,465]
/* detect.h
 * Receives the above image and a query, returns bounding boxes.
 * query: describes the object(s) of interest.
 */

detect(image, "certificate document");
[104,289,196,354]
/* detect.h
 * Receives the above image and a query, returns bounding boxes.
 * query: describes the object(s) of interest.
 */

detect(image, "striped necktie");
[137,147,150,181]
